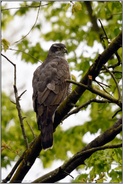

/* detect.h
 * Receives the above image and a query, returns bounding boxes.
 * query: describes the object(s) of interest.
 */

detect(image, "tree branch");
[103,65,122,100]
[66,79,122,108]
[9,136,42,183]
[32,118,122,183]
[12,1,41,45]
[9,47,42,63]
[1,53,28,149]
[1,2,52,11]
[94,79,111,95]
[84,2,102,37]
[98,18,121,70]
[64,98,111,119]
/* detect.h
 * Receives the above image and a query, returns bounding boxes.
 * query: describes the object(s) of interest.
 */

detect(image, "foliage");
[1,1,122,183]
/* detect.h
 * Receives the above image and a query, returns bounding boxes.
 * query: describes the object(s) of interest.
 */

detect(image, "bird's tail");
[38,117,53,150]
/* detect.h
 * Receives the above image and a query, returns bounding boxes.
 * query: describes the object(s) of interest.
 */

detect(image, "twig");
[114,52,121,66]
[10,100,16,105]
[14,88,29,149]
[112,109,122,119]
[98,19,110,44]
[94,79,111,96]
[98,18,122,70]
[26,121,36,139]
[108,52,121,70]
[103,65,121,101]
[62,170,74,179]
[66,79,122,108]
[101,53,121,70]
[64,98,110,119]
[18,90,27,99]
[12,1,41,45]
[1,2,52,11]
[1,53,29,149]
[1,53,15,67]
[9,47,42,63]
[94,80,110,88]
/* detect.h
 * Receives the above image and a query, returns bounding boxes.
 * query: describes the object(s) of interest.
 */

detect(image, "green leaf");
[2,39,10,52]
[72,2,82,14]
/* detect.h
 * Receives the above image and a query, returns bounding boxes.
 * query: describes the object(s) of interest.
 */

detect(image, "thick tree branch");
[32,118,122,183]
[9,136,41,183]
[3,31,122,183]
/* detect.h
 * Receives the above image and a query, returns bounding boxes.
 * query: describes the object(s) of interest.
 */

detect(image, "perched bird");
[32,43,70,149]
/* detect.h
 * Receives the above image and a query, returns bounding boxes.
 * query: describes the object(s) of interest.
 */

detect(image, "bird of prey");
[32,43,70,149]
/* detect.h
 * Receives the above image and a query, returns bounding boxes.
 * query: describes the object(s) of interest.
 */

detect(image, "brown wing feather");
[33,58,70,108]
[32,57,70,149]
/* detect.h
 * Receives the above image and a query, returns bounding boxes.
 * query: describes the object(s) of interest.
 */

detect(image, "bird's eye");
[54,45,61,50]
[51,45,59,52]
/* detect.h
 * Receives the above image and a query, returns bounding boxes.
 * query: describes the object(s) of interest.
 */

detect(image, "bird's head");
[48,43,68,57]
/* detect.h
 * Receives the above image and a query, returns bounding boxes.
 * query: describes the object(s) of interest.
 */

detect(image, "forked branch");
[1,53,28,149]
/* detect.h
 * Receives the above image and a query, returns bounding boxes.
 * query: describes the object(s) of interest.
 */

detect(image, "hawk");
[32,43,70,149]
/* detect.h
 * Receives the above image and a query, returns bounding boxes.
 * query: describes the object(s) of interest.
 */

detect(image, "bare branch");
[107,51,122,70]
[26,121,36,139]
[9,47,42,63]
[18,90,27,100]
[103,65,122,100]
[98,18,122,70]
[1,53,15,66]
[94,79,111,96]
[1,53,28,149]
[112,109,122,119]
[12,1,41,45]
[98,18,110,44]
[94,79,111,88]
[64,98,110,119]
[66,79,121,108]
[1,2,52,11]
